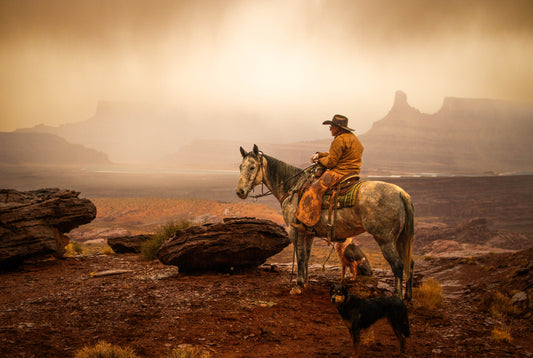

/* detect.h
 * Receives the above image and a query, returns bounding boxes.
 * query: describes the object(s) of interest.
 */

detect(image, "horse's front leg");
[289,229,308,295]
[303,234,313,281]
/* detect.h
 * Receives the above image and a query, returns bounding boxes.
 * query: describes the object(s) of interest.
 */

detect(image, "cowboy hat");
[322,114,354,132]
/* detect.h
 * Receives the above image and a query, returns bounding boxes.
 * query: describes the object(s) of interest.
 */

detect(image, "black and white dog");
[330,284,410,357]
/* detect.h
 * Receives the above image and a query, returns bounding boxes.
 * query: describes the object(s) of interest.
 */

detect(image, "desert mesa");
[2,90,532,176]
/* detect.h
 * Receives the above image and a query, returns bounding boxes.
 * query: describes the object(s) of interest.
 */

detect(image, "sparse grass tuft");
[65,242,83,256]
[74,341,139,358]
[141,220,191,261]
[489,291,520,318]
[102,245,115,255]
[491,325,512,343]
[162,345,211,358]
[481,265,495,271]
[413,278,443,314]
[458,256,476,265]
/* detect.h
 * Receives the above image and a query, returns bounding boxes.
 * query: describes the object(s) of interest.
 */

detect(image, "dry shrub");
[413,278,443,313]
[75,341,139,358]
[489,291,520,318]
[458,256,476,265]
[141,220,191,261]
[102,245,115,255]
[491,325,512,343]
[163,345,211,358]
[65,242,83,256]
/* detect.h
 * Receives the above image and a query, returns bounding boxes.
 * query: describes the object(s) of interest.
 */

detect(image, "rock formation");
[414,217,533,256]
[0,132,110,166]
[108,234,153,254]
[361,90,533,174]
[157,217,290,272]
[0,188,96,267]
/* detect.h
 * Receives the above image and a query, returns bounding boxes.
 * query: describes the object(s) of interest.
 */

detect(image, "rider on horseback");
[292,114,364,232]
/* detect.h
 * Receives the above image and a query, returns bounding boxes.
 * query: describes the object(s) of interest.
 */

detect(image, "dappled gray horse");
[236,145,415,300]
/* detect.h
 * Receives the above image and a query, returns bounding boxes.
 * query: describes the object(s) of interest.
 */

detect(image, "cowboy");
[292,114,363,231]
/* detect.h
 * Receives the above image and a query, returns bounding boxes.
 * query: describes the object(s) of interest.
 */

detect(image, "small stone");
[377,281,394,292]
[511,291,527,303]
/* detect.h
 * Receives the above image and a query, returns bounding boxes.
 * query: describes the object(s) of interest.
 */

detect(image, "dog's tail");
[397,190,414,277]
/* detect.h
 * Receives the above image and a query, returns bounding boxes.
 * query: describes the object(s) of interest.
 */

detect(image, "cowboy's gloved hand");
[310,153,319,163]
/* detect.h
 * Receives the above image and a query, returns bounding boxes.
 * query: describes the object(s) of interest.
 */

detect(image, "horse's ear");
[253,144,259,156]
[239,146,247,158]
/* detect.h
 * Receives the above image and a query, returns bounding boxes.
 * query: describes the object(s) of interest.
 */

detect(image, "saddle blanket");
[322,180,366,209]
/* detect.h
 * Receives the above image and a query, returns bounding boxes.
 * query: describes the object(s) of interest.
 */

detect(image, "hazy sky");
[1,0,532,136]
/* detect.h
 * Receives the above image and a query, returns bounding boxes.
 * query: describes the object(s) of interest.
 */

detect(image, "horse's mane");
[262,154,305,193]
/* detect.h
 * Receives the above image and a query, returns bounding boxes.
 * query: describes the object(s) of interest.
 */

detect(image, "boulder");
[157,217,290,272]
[0,188,96,267]
[108,234,153,254]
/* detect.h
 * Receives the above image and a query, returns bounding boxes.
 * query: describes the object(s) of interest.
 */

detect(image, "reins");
[248,154,316,200]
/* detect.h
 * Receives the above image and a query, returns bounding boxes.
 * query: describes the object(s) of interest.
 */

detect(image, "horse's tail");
[397,190,414,277]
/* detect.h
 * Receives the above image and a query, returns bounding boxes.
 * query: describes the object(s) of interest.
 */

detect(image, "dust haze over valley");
[2,3,533,357]
[1,0,533,208]
[1,0,533,167]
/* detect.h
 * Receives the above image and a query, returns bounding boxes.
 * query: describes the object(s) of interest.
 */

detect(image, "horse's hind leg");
[405,259,415,301]
[378,241,404,298]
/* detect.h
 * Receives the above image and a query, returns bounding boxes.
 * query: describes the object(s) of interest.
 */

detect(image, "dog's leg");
[335,243,345,282]
[389,317,408,355]
[348,261,357,281]
[350,329,362,358]
[399,334,407,355]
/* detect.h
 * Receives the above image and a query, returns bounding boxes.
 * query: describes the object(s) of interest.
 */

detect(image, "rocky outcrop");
[414,217,533,256]
[0,132,111,166]
[157,217,290,272]
[360,91,533,174]
[108,234,153,254]
[0,188,96,267]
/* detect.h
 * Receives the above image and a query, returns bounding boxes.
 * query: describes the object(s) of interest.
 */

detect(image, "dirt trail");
[1,249,531,358]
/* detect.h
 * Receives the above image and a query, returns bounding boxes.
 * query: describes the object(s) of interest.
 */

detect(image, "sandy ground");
[1,246,532,358]
[1,171,532,357]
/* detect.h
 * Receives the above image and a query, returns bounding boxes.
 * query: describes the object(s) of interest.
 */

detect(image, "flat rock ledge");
[0,188,96,268]
[157,217,290,273]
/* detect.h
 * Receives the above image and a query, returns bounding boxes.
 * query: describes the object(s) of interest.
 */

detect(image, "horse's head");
[236,144,264,199]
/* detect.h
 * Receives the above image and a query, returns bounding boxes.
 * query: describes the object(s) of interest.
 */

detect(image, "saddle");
[322,176,365,241]
[322,175,365,209]
[295,170,365,241]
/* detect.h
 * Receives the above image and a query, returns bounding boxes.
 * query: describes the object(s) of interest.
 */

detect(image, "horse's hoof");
[289,286,303,295]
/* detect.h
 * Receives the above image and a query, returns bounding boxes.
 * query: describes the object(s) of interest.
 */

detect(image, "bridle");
[247,152,272,199]
[245,152,315,200]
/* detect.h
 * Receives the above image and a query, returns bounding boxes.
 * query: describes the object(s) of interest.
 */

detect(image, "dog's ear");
[340,284,348,295]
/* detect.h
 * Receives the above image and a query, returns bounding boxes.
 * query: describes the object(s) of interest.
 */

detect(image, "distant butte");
[360,91,533,175]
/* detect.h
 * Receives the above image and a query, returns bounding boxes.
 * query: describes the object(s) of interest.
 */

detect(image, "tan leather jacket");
[317,131,363,175]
